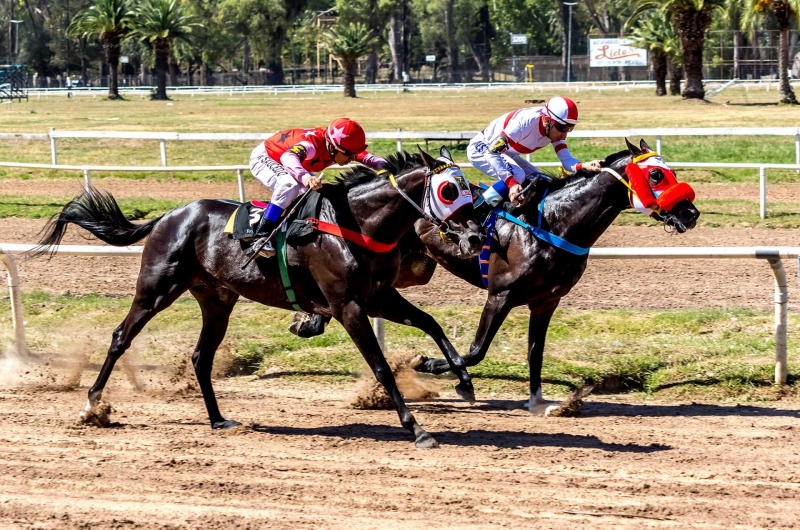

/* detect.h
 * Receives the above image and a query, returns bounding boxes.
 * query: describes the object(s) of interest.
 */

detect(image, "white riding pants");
[249,143,307,209]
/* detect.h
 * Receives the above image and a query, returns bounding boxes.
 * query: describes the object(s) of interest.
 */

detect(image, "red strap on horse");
[306,218,398,253]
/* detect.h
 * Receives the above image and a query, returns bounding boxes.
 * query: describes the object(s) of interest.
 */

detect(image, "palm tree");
[741,0,800,104]
[629,12,672,95]
[130,0,198,100]
[67,0,133,99]
[324,23,376,98]
[632,0,726,99]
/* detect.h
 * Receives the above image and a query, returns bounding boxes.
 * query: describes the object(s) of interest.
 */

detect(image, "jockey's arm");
[279,142,320,188]
[553,140,602,173]
[485,134,520,187]
[510,152,539,179]
[355,151,388,170]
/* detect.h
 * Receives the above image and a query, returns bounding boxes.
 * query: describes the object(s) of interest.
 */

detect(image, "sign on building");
[510,34,528,45]
[590,38,648,67]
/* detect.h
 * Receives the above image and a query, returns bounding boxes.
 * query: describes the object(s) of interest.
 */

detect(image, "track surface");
[1,377,798,529]
[2,179,800,528]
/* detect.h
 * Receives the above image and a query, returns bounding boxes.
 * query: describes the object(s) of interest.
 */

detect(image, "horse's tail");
[29,186,164,257]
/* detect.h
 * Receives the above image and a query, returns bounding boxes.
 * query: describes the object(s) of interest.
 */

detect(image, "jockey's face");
[333,149,356,166]
[545,116,570,142]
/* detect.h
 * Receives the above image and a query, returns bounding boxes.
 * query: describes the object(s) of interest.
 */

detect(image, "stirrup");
[245,237,276,258]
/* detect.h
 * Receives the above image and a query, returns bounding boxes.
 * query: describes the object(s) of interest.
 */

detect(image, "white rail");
[0,243,796,384]
[1,158,798,219]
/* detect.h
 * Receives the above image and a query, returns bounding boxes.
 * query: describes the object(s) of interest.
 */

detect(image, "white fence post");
[795,133,799,174]
[373,317,386,352]
[237,169,246,202]
[0,252,29,356]
[759,167,767,219]
[396,128,402,153]
[83,169,91,190]
[159,138,167,166]
[766,257,788,384]
[49,127,57,165]
[656,134,662,156]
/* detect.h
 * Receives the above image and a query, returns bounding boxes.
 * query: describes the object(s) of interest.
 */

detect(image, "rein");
[381,164,460,241]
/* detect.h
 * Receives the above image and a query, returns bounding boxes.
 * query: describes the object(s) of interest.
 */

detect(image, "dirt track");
[1,375,799,529]
[2,178,800,528]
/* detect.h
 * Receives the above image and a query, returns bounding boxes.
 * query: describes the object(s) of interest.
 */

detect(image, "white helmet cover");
[545,96,579,125]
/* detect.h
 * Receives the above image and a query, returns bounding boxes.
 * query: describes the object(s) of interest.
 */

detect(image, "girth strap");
[276,227,303,311]
[306,218,398,253]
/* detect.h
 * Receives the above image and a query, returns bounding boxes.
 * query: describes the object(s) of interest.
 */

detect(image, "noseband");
[382,164,462,241]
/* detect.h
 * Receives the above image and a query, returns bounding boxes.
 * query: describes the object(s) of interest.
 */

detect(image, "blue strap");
[477,210,498,288]
[495,189,590,256]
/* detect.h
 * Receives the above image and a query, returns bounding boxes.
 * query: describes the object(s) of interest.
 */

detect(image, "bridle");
[381,162,463,242]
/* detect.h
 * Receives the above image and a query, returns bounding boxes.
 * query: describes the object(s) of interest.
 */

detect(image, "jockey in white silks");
[468,96,603,207]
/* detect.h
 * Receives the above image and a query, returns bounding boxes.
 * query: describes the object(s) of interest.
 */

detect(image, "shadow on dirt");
[461,399,800,419]
[251,422,670,452]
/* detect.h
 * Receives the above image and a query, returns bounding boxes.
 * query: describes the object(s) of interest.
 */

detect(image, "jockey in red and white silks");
[247,118,387,257]
[468,96,603,206]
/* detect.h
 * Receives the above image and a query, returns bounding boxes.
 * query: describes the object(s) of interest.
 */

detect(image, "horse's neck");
[345,169,425,242]
[540,166,629,249]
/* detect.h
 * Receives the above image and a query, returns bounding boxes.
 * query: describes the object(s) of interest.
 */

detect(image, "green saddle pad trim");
[276,227,303,312]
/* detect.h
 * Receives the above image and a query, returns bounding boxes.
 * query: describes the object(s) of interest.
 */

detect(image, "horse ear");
[439,146,453,162]
[417,145,438,168]
[640,139,653,152]
[626,138,642,157]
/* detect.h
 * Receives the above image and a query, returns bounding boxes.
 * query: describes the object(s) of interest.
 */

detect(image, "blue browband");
[495,188,590,256]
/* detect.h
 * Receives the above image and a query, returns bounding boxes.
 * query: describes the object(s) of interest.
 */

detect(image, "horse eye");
[648,168,664,185]
[440,182,459,202]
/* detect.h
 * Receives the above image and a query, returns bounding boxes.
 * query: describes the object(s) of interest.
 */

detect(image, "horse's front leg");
[372,287,475,403]
[415,292,514,375]
[527,301,560,416]
[336,299,438,449]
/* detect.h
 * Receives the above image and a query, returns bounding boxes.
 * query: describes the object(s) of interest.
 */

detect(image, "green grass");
[1,89,798,184]
[2,291,797,401]
[2,194,796,228]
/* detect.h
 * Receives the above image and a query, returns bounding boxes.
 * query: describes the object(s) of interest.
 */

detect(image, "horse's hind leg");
[372,287,475,403]
[337,300,438,449]
[188,285,239,429]
[83,279,189,422]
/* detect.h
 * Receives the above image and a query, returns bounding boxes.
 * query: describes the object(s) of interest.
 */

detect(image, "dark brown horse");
[407,140,701,413]
[33,150,485,448]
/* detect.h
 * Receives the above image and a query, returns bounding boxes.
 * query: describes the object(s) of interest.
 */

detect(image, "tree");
[740,0,799,104]
[628,10,678,95]
[68,0,133,99]
[632,0,726,99]
[130,0,198,99]
[324,22,376,97]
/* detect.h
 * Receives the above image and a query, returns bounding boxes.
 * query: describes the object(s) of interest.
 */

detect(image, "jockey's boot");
[245,218,279,258]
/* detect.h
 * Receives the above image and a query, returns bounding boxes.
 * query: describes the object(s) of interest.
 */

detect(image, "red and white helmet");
[544,96,579,125]
[326,118,367,154]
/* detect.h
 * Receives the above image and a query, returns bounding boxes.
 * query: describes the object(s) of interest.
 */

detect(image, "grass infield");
[3,291,797,401]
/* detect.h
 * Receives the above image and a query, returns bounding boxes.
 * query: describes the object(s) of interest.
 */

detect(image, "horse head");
[415,146,485,257]
[622,138,700,233]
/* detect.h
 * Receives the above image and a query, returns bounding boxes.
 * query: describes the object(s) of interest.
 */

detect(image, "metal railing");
[1,243,795,384]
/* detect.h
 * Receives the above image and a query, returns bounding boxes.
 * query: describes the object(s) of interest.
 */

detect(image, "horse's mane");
[328,151,425,190]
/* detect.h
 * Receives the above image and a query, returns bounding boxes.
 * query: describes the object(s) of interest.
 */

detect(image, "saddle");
[223,192,323,244]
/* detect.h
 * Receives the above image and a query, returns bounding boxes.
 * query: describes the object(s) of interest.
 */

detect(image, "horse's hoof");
[414,432,440,449]
[526,398,559,416]
[79,401,112,427]
[212,419,242,430]
[455,383,476,404]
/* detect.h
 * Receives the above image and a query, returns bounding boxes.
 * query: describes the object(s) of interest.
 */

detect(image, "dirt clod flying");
[79,401,113,427]
[351,353,439,410]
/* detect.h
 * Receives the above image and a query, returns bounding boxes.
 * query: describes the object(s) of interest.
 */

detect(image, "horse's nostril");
[467,234,483,248]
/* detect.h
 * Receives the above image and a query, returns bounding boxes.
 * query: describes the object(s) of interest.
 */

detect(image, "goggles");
[553,121,575,133]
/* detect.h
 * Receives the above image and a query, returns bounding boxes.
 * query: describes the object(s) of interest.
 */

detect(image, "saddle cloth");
[223,192,323,242]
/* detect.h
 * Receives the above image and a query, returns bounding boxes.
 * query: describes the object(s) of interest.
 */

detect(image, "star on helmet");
[328,125,349,144]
